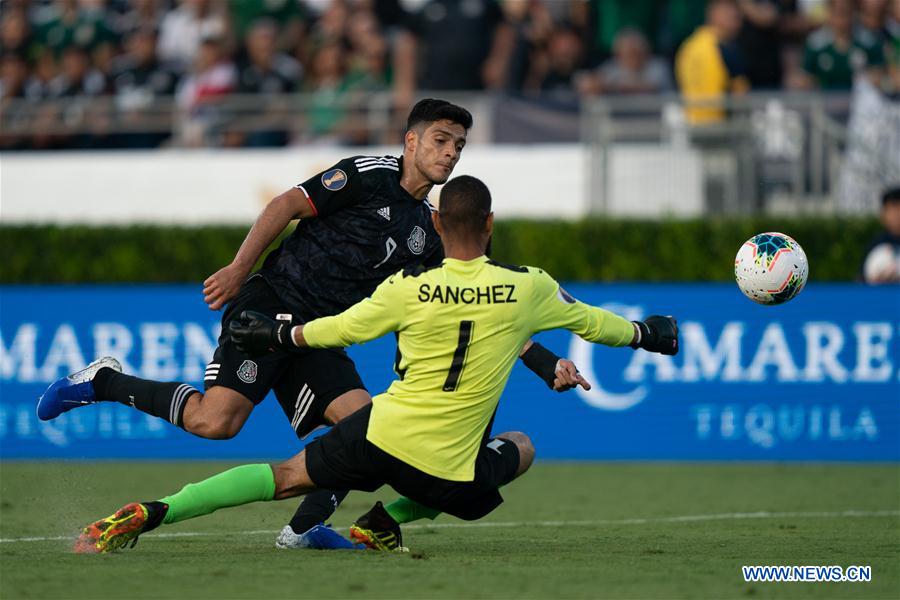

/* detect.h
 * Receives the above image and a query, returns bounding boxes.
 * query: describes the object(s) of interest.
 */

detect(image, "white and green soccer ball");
[734,232,809,305]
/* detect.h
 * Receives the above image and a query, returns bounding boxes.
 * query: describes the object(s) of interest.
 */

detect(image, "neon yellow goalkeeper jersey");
[302,256,634,481]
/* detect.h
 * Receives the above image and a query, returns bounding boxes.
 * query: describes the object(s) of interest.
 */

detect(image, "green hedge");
[0,218,879,283]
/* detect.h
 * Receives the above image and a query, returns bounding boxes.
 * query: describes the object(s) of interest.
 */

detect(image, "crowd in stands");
[1,0,899,148]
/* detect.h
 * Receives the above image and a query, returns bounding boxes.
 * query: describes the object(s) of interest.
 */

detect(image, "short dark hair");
[439,175,492,238]
[406,98,473,132]
[882,187,900,206]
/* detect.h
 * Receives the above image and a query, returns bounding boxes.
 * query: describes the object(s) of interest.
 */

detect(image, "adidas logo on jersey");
[377,207,391,220]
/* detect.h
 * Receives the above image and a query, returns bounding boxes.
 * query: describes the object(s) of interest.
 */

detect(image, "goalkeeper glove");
[228,310,293,356]
[630,315,679,355]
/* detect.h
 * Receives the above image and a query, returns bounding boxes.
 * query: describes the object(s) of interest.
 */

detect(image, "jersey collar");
[442,255,490,267]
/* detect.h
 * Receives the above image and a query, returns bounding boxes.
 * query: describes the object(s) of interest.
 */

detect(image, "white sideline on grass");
[1,509,898,544]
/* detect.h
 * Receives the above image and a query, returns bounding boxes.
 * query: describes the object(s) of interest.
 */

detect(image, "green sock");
[384,496,441,524]
[160,464,276,525]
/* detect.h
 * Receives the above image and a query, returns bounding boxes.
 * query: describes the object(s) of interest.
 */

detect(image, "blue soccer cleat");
[36,357,122,421]
[275,524,365,550]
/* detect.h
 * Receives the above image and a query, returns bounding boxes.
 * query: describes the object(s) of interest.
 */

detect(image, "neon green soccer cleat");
[348,501,409,552]
[73,502,149,554]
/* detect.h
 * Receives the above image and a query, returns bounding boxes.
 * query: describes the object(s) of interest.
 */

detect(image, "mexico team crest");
[237,360,258,383]
[321,169,347,191]
[407,226,426,255]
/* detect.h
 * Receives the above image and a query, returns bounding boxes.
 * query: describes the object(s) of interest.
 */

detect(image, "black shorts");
[206,275,366,438]
[305,404,521,521]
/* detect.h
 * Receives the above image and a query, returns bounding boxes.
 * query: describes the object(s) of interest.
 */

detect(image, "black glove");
[228,310,293,357]
[630,315,679,356]
[520,341,561,389]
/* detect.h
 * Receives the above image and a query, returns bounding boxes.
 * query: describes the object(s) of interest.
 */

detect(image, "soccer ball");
[734,232,808,305]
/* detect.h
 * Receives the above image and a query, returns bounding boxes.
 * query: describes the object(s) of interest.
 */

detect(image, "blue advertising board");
[1,284,897,461]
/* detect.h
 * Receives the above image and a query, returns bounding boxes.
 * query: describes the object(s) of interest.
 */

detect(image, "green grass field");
[1,462,897,600]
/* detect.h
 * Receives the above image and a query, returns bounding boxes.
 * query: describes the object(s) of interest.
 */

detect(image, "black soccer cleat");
[348,501,408,552]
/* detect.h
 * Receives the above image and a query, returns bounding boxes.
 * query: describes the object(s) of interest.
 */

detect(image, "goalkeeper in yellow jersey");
[74,176,678,554]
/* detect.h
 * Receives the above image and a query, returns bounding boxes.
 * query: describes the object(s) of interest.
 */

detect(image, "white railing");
[1,90,867,215]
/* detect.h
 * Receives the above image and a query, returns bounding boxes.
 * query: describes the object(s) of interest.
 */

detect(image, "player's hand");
[630,315,679,356]
[203,263,249,311]
[552,359,592,392]
[228,310,292,356]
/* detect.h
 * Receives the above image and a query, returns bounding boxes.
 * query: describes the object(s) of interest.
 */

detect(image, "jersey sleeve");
[527,269,634,347]
[293,157,362,218]
[302,271,407,348]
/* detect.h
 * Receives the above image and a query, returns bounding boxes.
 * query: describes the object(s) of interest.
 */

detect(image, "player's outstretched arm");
[229,274,406,355]
[203,188,313,310]
[529,270,679,355]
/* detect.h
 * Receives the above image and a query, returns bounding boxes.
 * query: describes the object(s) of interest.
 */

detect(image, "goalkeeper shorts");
[305,404,521,521]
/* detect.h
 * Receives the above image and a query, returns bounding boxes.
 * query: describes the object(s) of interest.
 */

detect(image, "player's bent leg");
[273,352,371,548]
[75,463,278,553]
[180,386,254,440]
[322,388,372,423]
[495,430,535,479]
[280,388,371,545]
[271,451,319,499]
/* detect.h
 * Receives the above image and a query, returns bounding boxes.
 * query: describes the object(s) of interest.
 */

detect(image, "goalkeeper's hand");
[630,315,679,355]
[228,310,293,356]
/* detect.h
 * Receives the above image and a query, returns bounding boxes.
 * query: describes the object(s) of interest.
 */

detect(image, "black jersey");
[258,155,444,321]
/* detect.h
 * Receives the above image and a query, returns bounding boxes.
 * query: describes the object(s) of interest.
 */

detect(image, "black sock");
[289,489,349,534]
[141,501,169,533]
[92,367,198,429]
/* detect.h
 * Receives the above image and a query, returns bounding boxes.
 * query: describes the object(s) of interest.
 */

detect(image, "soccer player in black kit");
[37,99,584,549]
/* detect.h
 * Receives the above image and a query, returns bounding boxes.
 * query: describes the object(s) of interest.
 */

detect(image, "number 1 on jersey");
[443,320,474,392]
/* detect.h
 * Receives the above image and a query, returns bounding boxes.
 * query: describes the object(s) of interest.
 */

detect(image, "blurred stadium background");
[1,0,899,598]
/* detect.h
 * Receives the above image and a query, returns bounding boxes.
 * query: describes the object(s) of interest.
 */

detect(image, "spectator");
[1,8,34,58]
[529,25,585,96]
[797,0,885,90]
[109,0,168,39]
[588,0,659,61]
[0,52,30,150]
[236,19,301,94]
[32,0,118,58]
[158,0,228,74]
[47,44,111,148]
[24,49,58,100]
[110,26,178,147]
[175,35,237,146]
[582,28,672,95]
[0,51,28,100]
[303,40,351,142]
[497,0,556,92]
[861,187,900,284]
[112,26,177,104]
[736,0,785,88]
[858,0,889,39]
[675,0,749,124]
[304,0,349,49]
[231,18,302,146]
[344,11,390,92]
[228,0,306,55]
[392,0,513,107]
[49,44,108,98]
